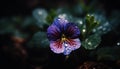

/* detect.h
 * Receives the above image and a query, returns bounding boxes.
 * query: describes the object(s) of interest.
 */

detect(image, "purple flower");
[47,18,81,55]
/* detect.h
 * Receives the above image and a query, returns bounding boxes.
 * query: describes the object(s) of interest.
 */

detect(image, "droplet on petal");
[63,38,81,55]
[63,45,72,55]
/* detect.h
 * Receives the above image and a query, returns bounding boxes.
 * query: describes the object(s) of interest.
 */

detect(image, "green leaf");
[82,34,101,50]
[32,8,48,23]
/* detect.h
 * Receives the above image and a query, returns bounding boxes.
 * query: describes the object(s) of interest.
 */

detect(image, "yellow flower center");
[61,34,66,41]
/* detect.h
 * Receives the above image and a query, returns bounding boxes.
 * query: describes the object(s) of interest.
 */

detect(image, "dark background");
[0,0,119,17]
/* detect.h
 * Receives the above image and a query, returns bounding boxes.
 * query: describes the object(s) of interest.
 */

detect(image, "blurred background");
[0,0,119,17]
[0,0,120,69]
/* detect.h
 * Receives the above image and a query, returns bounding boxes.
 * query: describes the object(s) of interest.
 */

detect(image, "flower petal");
[47,25,61,41]
[64,23,80,39]
[63,46,72,55]
[50,40,64,54]
[63,38,81,55]
[53,18,68,31]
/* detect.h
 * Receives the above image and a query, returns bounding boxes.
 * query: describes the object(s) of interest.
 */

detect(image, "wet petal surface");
[47,25,61,41]
[64,23,80,39]
[50,39,64,54]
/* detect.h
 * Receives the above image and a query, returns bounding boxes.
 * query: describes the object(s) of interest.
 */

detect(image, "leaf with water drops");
[82,34,101,50]
[91,14,111,35]
[92,21,111,35]
[33,8,48,27]
[32,8,48,22]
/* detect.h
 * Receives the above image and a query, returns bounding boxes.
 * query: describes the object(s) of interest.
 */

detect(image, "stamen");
[61,34,66,41]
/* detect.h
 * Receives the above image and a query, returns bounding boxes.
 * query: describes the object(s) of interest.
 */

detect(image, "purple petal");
[50,39,64,54]
[63,38,81,55]
[47,25,61,41]
[63,46,72,55]
[64,23,80,39]
[53,18,68,31]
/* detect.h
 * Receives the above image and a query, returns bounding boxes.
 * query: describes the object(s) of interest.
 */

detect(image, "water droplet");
[117,42,120,46]
[64,42,68,47]
[82,29,86,33]
[88,42,92,45]
[79,21,83,25]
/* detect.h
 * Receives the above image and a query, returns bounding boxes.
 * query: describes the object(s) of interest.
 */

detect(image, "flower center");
[61,34,69,47]
[61,34,67,41]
